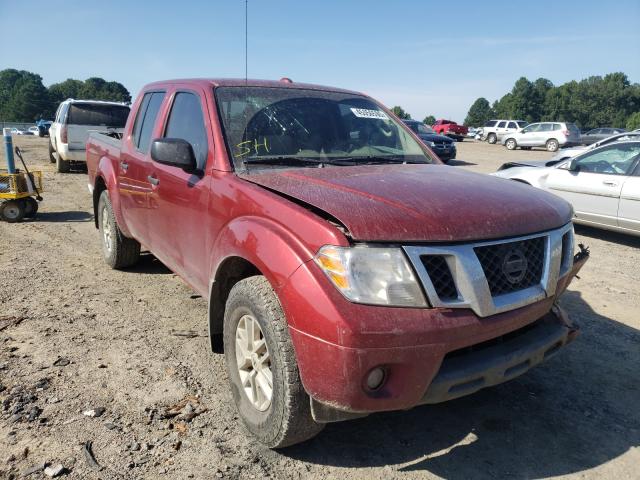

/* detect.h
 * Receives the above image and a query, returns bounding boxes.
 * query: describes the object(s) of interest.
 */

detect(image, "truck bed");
[86,131,122,192]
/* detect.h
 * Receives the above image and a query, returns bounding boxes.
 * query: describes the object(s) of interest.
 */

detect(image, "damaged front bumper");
[307,246,589,423]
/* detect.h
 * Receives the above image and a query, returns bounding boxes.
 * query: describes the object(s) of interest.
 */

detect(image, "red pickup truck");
[86,78,587,448]
[432,119,468,141]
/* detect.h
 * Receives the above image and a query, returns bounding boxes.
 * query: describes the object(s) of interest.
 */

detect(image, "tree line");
[464,72,640,130]
[0,69,131,122]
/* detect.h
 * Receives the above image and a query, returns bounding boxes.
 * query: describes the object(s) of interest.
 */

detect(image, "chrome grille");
[474,237,545,296]
[403,224,573,318]
[420,256,457,300]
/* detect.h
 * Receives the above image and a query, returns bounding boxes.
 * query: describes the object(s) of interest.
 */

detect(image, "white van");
[49,99,130,172]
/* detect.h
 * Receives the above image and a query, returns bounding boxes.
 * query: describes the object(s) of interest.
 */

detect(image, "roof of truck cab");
[141,78,364,96]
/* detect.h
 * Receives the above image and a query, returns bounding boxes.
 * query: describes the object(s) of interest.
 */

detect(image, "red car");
[432,119,469,141]
[86,78,587,447]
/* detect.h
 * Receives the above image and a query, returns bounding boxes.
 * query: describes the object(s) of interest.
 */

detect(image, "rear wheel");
[0,200,26,223]
[505,138,517,150]
[487,133,497,144]
[224,276,324,448]
[546,138,559,152]
[97,190,140,269]
[56,155,70,173]
[48,141,56,163]
[23,197,39,218]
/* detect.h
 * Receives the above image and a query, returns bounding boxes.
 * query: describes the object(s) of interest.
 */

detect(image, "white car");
[27,126,39,136]
[9,128,26,135]
[482,119,528,144]
[502,122,581,152]
[551,131,640,161]
[493,141,640,236]
[49,99,130,173]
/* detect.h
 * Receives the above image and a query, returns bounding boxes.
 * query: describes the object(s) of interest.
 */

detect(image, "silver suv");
[482,119,527,144]
[502,122,581,152]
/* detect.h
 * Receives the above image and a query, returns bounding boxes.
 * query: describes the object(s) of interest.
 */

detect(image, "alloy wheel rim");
[235,314,273,411]
[102,206,112,253]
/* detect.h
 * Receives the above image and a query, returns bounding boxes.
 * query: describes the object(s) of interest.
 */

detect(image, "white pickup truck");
[49,99,130,172]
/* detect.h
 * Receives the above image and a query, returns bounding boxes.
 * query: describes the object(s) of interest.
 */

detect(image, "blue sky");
[1,0,639,122]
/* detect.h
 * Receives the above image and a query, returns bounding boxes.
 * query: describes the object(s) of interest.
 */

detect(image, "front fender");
[210,215,315,292]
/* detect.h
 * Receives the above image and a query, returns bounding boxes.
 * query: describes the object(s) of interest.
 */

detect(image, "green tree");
[422,115,436,125]
[464,98,493,126]
[48,78,84,103]
[0,69,53,121]
[391,106,411,119]
[627,111,640,130]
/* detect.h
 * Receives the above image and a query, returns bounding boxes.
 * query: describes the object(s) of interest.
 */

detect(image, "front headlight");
[315,245,427,307]
[428,141,436,147]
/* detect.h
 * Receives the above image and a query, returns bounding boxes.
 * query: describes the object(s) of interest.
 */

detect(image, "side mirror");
[569,159,580,172]
[150,138,197,171]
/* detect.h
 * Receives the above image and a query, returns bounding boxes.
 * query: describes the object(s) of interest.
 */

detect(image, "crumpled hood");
[239,164,572,242]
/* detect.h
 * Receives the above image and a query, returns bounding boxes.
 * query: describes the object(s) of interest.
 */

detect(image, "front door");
[545,143,640,226]
[146,88,213,294]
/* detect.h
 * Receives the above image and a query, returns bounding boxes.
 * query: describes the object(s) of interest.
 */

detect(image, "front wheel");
[97,190,140,269]
[546,139,559,152]
[0,200,26,223]
[505,138,517,150]
[487,133,497,144]
[224,276,324,448]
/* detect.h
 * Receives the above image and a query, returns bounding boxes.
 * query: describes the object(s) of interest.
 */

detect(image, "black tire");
[97,190,140,269]
[546,138,559,152]
[48,141,56,163]
[0,200,26,223]
[56,153,70,173]
[23,197,39,218]
[223,276,324,448]
[505,138,517,150]
[487,133,497,144]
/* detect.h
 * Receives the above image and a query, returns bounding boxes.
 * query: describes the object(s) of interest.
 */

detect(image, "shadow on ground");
[126,252,172,274]
[575,224,640,248]
[33,210,92,222]
[283,291,640,478]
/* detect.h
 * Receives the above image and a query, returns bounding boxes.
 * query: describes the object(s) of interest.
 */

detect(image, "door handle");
[602,180,618,187]
[120,161,128,171]
[147,175,159,186]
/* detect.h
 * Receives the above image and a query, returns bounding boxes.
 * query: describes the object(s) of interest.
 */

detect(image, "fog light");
[366,367,386,391]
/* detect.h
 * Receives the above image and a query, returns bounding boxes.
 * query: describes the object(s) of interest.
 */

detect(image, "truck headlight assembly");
[315,246,427,307]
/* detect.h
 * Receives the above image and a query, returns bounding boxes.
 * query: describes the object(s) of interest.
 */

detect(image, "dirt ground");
[1,136,638,480]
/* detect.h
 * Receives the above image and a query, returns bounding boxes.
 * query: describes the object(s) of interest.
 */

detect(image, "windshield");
[215,86,433,169]
[416,123,435,135]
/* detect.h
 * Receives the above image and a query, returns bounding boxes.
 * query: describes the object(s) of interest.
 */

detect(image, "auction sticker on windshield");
[350,108,389,120]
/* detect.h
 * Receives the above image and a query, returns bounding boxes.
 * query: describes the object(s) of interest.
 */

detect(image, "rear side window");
[67,103,130,127]
[507,122,517,129]
[552,123,562,130]
[57,103,69,123]
[132,92,165,152]
[517,121,527,128]
[485,120,497,127]
[164,92,208,169]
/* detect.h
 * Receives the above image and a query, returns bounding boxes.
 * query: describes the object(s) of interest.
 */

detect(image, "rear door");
[495,121,508,140]
[146,87,213,293]
[118,91,166,243]
[67,103,130,151]
[617,162,640,233]
[544,143,640,226]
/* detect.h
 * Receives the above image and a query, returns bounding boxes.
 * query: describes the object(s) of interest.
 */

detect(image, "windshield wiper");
[242,156,355,167]
[329,155,427,165]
